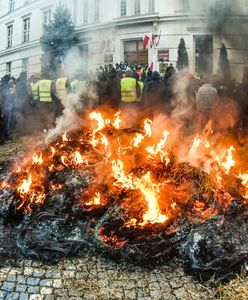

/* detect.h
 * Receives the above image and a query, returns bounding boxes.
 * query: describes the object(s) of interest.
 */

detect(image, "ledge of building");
[0,40,40,56]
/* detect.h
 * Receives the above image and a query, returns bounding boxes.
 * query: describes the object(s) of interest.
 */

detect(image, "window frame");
[7,24,13,48]
[9,0,15,12]
[6,62,12,75]
[94,0,100,21]
[83,0,88,24]
[43,10,52,30]
[120,0,127,16]
[23,17,30,43]
[148,0,155,13]
[134,0,140,14]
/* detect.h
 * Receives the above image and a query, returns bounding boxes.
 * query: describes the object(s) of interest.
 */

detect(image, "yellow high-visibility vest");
[31,81,40,100]
[56,77,68,100]
[39,80,52,102]
[121,78,138,103]
[138,81,144,102]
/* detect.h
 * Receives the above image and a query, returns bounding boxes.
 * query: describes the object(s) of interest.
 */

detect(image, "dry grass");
[215,270,248,300]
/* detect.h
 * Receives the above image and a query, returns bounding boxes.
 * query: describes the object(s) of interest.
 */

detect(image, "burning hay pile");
[0,107,248,279]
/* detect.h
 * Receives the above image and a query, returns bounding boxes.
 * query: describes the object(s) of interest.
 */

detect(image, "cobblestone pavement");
[0,254,215,300]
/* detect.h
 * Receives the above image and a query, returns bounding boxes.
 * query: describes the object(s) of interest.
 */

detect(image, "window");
[22,58,29,74]
[148,0,155,13]
[120,0,126,16]
[43,10,51,29]
[83,0,88,24]
[23,17,30,43]
[6,62,12,75]
[9,0,15,12]
[95,0,100,21]
[7,24,13,48]
[180,0,189,10]
[134,0,140,14]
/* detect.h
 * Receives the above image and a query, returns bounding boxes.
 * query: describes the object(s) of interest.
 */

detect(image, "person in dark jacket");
[0,76,15,140]
[143,71,166,112]
[15,71,32,134]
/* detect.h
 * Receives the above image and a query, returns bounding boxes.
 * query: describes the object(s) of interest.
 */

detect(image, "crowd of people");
[0,62,248,145]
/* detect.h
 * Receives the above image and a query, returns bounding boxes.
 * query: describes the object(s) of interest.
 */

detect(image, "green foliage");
[177,38,189,71]
[40,5,79,78]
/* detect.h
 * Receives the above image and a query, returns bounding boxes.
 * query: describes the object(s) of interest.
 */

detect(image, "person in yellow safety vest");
[55,76,71,101]
[39,79,53,102]
[121,70,141,103]
[138,80,144,102]
[30,74,40,103]
[37,78,56,131]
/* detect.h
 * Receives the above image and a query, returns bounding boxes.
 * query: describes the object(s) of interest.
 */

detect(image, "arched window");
[148,0,155,13]
[120,0,127,16]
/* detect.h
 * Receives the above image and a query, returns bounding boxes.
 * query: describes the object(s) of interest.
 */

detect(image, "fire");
[137,172,168,225]
[146,130,170,164]
[32,153,43,165]
[1,106,247,229]
[73,151,88,165]
[86,192,102,206]
[111,160,167,225]
[113,111,121,129]
[18,174,32,195]
[132,133,145,148]
[144,119,153,137]
[62,132,69,142]
[220,146,235,174]
[239,173,248,199]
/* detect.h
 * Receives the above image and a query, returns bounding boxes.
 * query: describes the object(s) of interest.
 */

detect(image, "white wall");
[0,0,248,80]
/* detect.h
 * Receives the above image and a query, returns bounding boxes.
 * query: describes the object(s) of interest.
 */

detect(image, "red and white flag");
[143,34,150,49]
[150,32,155,48]
[156,30,162,46]
[150,54,156,72]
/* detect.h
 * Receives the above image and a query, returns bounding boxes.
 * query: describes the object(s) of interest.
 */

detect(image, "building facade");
[0,0,248,79]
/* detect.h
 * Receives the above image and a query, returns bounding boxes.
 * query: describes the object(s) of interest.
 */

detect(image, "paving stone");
[0,291,7,299]
[40,287,53,295]
[17,276,26,284]
[1,282,15,292]
[28,285,40,294]
[40,279,52,287]
[27,277,40,286]
[19,293,29,300]
[16,285,27,293]
[6,292,20,300]
[52,279,62,288]
[45,271,61,279]
[7,274,16,282]
[53,288,69,296]
[29,295,44,300]
[33,271,45,277]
